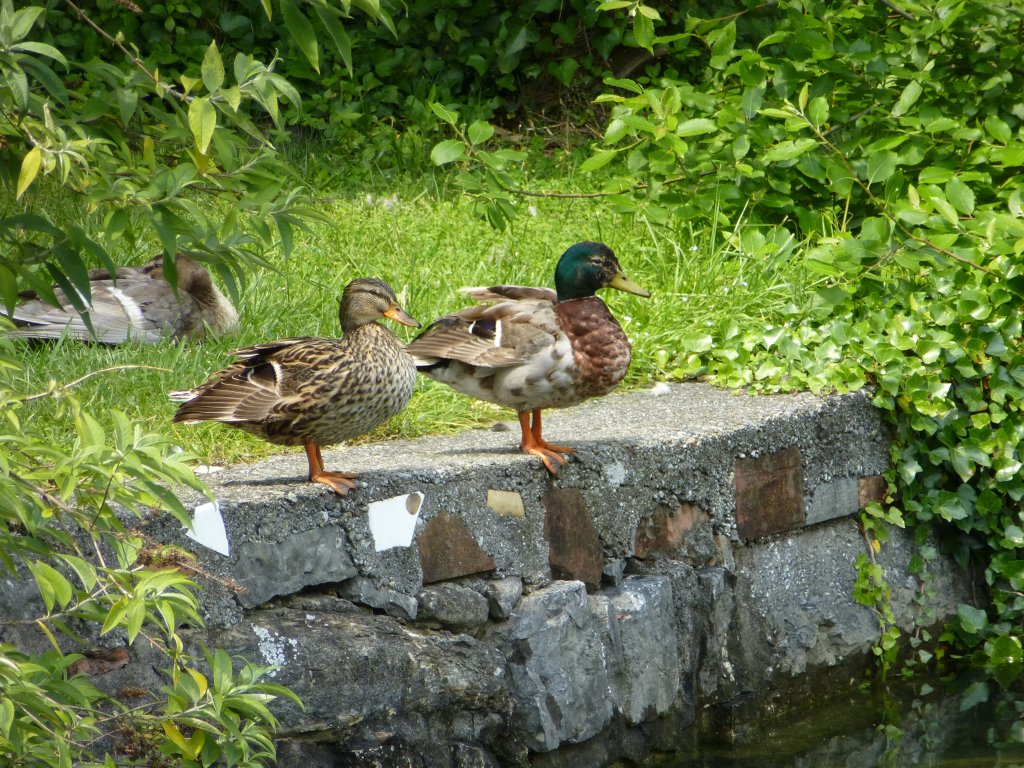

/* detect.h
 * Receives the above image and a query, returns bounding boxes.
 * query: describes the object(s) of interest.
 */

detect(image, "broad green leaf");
[946,177,975,215]
[10,5,45,41]
[891,80,922,117]
[212,648,233,691]
[5,65,28,109]
[188,96,216,155]
[126,597,145,644]
[11,41,67,65]
[603,77,643,94]
[16,146,41,199]
[429,102,459,125]
[467,120,494,146]
[101,597,130,635]
[866,151,897,183]
[637,4,662,20]
[188,668,210,698]
[764,137,817,162]
[741,86,763,119]
[0,697,13,737]
[928,193,960,226]
[676,118,716,137]
[201,42,225,92]
[312,4,353,75]
[28,561,56,613]
[957,603,989,635]
[984,115,1012,143]
[808,96,829,127]
[163,722,196,758]
[430,139,465,165]
[633,13,654,53]
[58,555,97,591]
[579,149,617,173]
[28,561,73,612]
[280,0,319,72]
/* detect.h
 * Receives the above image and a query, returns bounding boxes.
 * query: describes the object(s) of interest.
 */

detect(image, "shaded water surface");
[638,677,1024,768]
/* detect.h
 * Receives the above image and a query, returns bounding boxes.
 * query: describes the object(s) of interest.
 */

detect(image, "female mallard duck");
[5,253,239,343]
[171,277,419,496]
[408,241,650,473]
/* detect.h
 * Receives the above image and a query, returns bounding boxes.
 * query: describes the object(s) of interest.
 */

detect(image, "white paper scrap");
[185,500,230,556]
[367,492,424,552]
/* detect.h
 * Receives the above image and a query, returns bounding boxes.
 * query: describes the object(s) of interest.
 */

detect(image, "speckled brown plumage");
[408,242,649,472]
[5,253,239,344]
[171,277,418,495]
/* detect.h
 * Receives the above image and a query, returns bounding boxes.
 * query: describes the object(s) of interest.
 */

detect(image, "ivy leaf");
[957,603,989,635]
[987,635,1023,690]
[959,681,989,712]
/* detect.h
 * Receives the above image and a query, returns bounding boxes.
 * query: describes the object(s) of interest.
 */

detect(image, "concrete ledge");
[13,383,974,766]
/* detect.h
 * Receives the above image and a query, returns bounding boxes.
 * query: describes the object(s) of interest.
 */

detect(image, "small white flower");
[527,205,539,217]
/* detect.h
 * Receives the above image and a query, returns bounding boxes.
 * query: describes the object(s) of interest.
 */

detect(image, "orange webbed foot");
[518,410,574,474]
[310,471,358,496]
[304,441,358,495]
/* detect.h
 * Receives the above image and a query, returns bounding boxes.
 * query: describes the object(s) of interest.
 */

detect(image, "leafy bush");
[0,343,301,765]
[435,0,1024,692]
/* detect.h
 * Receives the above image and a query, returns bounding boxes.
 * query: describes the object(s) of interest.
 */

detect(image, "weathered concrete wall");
[0,383,974,766]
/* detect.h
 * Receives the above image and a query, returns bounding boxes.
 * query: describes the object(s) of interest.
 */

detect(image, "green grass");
[6,166,815,468]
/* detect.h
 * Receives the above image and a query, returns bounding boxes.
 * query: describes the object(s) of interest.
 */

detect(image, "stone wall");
[0,383,974,767]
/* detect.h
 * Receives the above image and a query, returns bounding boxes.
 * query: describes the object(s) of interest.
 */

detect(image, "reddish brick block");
[859,475,888,508]
[543,487,603,590]
[418,510,496,584]
[635,502,711,560]
[734,447,804,539]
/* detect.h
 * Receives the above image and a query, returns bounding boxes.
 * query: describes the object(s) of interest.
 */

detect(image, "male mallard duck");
[408,241,650,473]
[171,277,419,496]
[5,253,239,344]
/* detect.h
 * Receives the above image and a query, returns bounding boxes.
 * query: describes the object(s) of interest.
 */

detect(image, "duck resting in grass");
[407,241,650,473]
[5,253,239,344]
[170,277,419,496]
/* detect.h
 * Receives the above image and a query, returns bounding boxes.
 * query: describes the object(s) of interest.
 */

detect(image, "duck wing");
[171,338,350,424]
[7,276,173,343]
[409,287,558,368]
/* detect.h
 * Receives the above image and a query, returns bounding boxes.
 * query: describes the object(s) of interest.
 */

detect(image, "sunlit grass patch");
[8,168,815,468]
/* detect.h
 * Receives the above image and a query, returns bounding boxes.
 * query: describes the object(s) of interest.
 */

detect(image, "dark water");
[635,677,1024,768]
